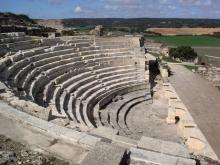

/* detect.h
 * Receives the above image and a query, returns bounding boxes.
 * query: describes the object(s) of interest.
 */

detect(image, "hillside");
[0,12,36,26]
[37,18,220,29]
[0,12,56,35]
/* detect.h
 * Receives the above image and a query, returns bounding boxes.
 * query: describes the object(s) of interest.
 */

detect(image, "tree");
[169,46,197,62]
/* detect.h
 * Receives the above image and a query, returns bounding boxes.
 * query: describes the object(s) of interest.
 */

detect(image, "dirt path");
[168,64,220,159]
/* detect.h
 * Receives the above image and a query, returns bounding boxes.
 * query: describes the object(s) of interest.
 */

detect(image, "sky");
[0,0,220,19]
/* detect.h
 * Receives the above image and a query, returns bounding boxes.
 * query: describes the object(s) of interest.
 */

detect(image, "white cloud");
[75,6,82,13]
[74,6,95,14]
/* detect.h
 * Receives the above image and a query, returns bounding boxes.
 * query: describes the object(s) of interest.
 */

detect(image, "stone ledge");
[0,100,101,148]
[130,147,196,165]
[138,136,190,158]
[81,142,127,165]
[163,83,219,161]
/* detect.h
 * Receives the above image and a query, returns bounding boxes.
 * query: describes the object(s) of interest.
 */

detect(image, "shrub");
[169,46,197,62]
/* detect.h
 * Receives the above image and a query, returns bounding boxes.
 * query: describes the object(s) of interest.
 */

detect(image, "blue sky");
[0,0,220,19]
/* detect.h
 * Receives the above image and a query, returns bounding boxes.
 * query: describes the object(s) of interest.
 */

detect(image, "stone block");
[78,135,101,147]
[130,147,196,165]
[89,126,118,140]
[186,136,206,152]
[138,136,190,158]
[112,135,137,148]
[81,142,127,165]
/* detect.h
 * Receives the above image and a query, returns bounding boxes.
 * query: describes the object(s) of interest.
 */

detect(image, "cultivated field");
[146,28,220,35]
[146,35,220,47]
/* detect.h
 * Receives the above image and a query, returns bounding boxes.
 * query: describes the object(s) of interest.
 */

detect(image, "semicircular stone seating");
[0,33,150,134]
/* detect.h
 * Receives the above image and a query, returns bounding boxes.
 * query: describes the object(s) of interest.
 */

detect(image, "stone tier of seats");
[0,33,65,58]
[98,90,151,134]
[0,32,26,39]
[0,34,149,133]
[0,103,197,165]
[0,35,31,44]
[1,34,215,164]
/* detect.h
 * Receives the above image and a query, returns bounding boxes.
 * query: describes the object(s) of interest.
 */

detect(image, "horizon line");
[2,11,220,20]
[35,17,220,20]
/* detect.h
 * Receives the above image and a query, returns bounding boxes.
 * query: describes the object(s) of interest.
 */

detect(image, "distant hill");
[0,12,36,26]
[3,12,220,34]
[1,11,220,29]
[0,12,56,35]
[36,18,220,29]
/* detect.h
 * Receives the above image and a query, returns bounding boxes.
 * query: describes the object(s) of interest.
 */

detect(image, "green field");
[147,35,220,47]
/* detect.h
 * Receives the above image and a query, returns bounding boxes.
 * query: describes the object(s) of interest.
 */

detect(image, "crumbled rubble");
[0,135,69,165]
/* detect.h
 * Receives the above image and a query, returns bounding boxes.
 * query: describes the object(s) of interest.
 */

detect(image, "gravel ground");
[0,135,69,165]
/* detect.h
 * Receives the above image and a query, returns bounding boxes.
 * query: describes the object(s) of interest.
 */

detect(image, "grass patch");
[146,35,220,47]
[184,65,198,71]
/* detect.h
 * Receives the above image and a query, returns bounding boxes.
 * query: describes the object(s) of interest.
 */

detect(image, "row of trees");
[169,46,197,62]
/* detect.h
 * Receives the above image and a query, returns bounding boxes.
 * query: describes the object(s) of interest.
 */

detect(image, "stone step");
[138,136,190,158]
[89,126,118,140]
[81,142,128,165]
[130,147,196,165]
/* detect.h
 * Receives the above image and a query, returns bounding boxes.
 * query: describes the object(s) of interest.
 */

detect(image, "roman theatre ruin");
[0,32,219,164]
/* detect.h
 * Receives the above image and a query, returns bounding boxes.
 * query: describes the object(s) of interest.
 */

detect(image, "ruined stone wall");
[198,55,220,68]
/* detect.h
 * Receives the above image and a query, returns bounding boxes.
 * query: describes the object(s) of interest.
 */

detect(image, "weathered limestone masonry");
[0,100,101,164]
[89,25,104,36]
[145,52,220,164]
[198,66,220,88]
[0,32,149,164]
[164,82,219,161]
[0,100,197,165]
[94,36,149,81]
[0,90,50,120]
[157,58,169,81]
[199,54,220,68]
[0,32,217,164]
